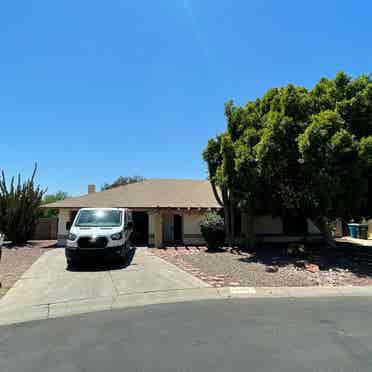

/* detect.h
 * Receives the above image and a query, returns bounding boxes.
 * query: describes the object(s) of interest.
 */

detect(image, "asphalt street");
[1,297,372,371]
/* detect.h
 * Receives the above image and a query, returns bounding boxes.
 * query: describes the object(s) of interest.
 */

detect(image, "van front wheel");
[120,244,134,265]
[67,258,76,268]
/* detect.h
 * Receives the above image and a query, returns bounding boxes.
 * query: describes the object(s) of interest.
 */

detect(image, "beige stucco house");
[45,178,321,247]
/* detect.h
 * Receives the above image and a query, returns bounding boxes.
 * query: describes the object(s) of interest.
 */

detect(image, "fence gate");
[33,217,58,240]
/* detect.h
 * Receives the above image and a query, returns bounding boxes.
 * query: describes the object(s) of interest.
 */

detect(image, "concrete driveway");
[0,247,220,324]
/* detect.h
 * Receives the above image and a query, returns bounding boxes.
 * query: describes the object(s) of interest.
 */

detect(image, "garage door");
[132,212,149,245]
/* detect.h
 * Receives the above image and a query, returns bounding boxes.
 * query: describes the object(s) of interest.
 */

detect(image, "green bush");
[200,212,225,251]
[287,243,306,258]
[0,165,46,245]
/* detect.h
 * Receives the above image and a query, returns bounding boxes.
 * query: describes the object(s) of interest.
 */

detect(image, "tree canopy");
[42,191,68,217]
[101,176,145,191]
[203,72,372,246]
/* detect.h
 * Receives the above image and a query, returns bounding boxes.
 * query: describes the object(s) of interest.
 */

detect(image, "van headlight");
[68,233,77,241]
[111,232,123,241]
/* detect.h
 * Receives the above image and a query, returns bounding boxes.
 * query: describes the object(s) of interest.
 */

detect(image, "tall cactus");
[0,165,47,245]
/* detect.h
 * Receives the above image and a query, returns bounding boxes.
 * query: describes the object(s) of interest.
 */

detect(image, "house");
[44,178,321,247]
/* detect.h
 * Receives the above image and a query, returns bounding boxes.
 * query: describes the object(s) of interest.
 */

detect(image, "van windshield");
[75,210,122,227]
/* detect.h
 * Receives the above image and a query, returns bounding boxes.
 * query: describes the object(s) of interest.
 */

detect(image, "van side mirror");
[66,221,71,231]
[127,221,134,230]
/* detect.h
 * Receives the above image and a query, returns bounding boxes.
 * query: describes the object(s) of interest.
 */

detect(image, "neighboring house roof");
[43,179,221,210]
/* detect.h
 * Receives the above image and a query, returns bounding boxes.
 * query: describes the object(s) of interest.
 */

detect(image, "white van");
[65,208,133,266]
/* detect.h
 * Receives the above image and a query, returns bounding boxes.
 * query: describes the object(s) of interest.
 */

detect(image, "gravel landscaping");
[0,240,56,298]
[151,246,372,288]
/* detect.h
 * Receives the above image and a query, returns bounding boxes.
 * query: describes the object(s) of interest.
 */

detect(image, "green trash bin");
[359,224,369,240]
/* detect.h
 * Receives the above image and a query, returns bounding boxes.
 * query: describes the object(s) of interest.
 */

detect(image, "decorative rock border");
[154,247,244,287]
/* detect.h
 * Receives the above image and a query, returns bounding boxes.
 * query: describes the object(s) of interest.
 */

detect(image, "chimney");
[88,184,96,194]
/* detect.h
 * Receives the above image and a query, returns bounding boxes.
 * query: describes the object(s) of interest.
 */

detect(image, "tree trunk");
[246,209,255,250]
[210,181,223,206]
[0,234,3,289]
[223,204,231,247]
[229,198,235,248]
[314,217,337,249]
[222,188,231,247]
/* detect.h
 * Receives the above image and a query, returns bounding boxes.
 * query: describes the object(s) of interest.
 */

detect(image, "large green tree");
[203,133,237,246]
[41,191,68,217]
[203,102,261,247]
[101,176,145,191]
[204,72,372,247]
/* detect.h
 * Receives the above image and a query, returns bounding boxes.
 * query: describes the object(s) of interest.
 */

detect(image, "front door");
[173,214,182,242]
[132,211,149,245]
[163,214,173,242]
[162,213,183,243]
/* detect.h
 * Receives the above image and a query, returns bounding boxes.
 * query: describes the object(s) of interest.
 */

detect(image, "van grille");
[77,237,108,249]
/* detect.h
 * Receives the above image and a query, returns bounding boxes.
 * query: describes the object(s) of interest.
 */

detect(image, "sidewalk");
[2,283,372,326]
[336,236,372,246]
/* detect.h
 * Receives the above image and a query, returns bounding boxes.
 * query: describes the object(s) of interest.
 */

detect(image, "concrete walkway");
[2,247,372,326]
[336,236,372,246]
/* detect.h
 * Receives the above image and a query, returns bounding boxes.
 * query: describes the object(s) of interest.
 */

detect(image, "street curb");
[1,285,372,326]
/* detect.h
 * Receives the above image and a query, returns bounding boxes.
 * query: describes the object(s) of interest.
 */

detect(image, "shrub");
[0,165,46,245]
[287,243,306,258]
[200,212,225,251]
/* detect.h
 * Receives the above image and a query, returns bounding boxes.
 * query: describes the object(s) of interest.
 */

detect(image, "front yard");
[2,240,372,302]
[152,244,372,288]
[0,241,55,298]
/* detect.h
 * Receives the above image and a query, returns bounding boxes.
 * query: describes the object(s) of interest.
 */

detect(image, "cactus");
[0,165,47,245]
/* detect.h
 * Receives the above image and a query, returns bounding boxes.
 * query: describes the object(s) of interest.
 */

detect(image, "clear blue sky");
[1,1,371,196]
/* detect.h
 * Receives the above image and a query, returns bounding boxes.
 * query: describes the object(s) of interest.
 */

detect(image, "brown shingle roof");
[43,179,221,209]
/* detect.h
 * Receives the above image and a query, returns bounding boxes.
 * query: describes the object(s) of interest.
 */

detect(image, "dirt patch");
[151,246,372,288]
[0,240,56,298]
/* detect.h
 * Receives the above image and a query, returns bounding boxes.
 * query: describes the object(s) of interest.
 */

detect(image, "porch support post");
[57,209,71,247]
[334,218,343,238]
[154,211,163,248]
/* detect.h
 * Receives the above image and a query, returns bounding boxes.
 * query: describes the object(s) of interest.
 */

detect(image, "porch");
[56,208,207,247]
[150,210,205,247]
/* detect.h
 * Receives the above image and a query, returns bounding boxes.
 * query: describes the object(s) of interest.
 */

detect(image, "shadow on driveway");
[66,248,137,272]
